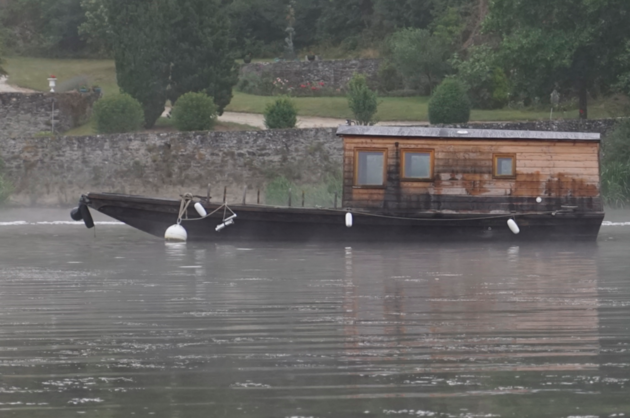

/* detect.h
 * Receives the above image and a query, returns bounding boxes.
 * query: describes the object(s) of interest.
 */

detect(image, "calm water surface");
[0,209,629,418]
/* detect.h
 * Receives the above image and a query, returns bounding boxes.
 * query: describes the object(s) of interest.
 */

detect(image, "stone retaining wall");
[0,119,621,207]
[241,59,381,91]
[0,128,340,206]
[0,92,99,138]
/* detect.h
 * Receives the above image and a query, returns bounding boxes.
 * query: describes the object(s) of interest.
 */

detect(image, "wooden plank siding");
[341,136,602,213]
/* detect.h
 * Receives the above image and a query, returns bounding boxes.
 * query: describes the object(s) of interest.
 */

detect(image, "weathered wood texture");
[342,136,602,213]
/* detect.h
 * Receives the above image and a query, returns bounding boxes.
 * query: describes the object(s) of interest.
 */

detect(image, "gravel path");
[0,76,36,93]
[218,112,428,129]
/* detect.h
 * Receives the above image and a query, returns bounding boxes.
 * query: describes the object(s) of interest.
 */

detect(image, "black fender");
[79,204,94,229]
[70,207,83,221]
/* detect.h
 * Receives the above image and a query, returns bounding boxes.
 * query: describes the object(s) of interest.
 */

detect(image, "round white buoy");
[507,219,520,235]
[165,224,188,242]
[345,212,353,228]
[194,202,207,217]
[536,197,542,203]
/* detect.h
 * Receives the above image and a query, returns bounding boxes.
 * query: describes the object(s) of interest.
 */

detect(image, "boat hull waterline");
[74,193,605,242]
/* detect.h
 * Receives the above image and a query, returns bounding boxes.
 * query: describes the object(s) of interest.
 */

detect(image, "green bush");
[428,78,471,124]
[264,97,298,129]
[93,93,144,134]
[452,46,509,109]
[601,119,630,207]
[347,73,378,125]
[377,62,404,92]
[172,92,217,132]
[491,68,510,108]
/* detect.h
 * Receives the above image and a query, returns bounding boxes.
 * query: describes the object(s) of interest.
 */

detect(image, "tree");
[106,0,238,128]
[106,0,170,128]
[167,0,238,114]
[1,0,88,56]
[484,0,630,119]
[347,74,378,125]
[78,0,114,54]
[388,28,453,93]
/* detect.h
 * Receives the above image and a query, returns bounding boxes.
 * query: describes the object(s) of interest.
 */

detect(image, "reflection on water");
[0,210,628,417]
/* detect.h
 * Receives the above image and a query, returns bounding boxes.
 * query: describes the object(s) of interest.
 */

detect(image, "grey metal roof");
[335,126,601,141]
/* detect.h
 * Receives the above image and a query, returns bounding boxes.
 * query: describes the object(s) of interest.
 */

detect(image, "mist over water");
[0,209,628,417]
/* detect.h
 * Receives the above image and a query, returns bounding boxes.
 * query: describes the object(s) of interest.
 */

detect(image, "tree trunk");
[578,81,588,120]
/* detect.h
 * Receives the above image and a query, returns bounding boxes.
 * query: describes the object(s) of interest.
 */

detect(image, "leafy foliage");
[172,92,217,132]
[78,0,113,54]
[106,0,170,128]
[1,0,88,56]
[377,61,404,93]
[388,28,453,93]
[428,78,471,124]
[93,93,144,134]
[601,119,630,207]
[452,46,509,109]
[484,0,630,118]
[264,97,298,129]
[105,0,237,128]
[347,74,378,125]
[167,0,238,114]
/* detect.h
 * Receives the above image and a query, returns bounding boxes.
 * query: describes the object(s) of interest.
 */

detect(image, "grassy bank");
[4,56,119,97]
[4,56,628,122]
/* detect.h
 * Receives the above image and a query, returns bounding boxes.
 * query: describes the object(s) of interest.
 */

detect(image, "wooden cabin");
[336,126,602,214]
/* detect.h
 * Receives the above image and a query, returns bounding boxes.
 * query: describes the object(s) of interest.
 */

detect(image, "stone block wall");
[0,128,341,206]
[0,119,621,207]
[241,59,381,91]
[0,92,99,138]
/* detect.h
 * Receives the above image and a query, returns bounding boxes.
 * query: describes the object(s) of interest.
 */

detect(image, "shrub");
[264,97,298,129]
[428,78,471,124]
[452,46,509,109]
[172,92,217,132]
[93,93,144,134]
[377,62,404,92]
[491,68,510,108]
[347,74,378,125]
[601,119,630,207]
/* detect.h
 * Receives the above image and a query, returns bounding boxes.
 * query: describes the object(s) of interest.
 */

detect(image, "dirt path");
[0,76,36,93]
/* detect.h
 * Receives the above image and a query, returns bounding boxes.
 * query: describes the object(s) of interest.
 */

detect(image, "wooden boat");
[72,126,605,241]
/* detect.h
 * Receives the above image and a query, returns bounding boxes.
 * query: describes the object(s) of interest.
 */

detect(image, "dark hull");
[83,193,604,242]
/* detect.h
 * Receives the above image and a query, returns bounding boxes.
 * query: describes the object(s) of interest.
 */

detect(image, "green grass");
[4,56,119,97]
[227,91,628,121]
[5,56,628,123]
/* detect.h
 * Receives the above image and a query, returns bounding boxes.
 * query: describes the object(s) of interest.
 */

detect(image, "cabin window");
[401,150,434,181]
[355,149,386,186]
[493,154,516,178]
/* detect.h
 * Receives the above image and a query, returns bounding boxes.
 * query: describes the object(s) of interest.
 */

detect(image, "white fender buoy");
[345,212,353,228]
[165,224,188,242]
[194,202,207,217]
[507,219,520,235]
[536,197,542,203]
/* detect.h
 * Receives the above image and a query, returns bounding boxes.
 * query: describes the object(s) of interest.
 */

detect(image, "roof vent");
[457,130,469,135]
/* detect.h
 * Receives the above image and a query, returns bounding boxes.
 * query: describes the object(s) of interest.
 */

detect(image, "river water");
[0,209,628,418]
